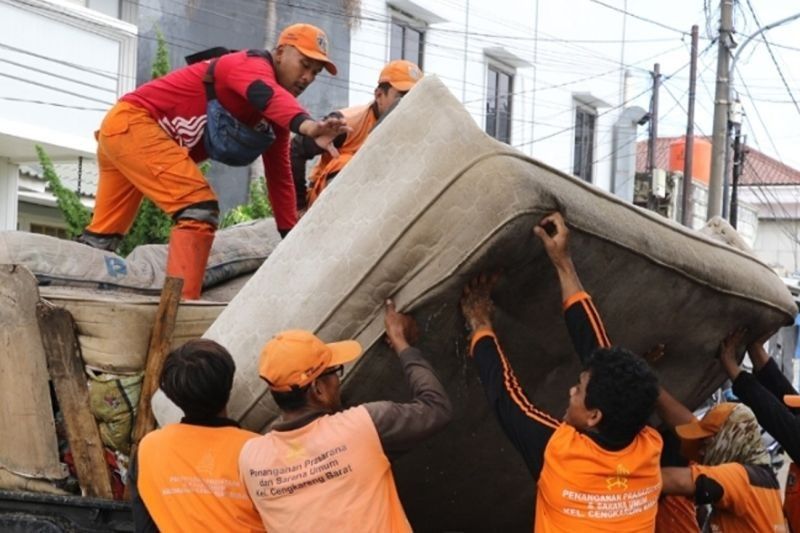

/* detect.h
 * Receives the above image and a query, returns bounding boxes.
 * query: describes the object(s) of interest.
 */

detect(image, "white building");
[345,0,641,193]
[0,0,136,232]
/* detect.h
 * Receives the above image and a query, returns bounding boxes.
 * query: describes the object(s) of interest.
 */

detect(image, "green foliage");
[220,178,273,228]
[151,27,171,79]
[35,145,91,238]
[117,199,173,257]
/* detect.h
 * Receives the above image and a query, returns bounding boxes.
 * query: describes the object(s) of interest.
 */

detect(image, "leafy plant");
[35,146,91,238]
[220,178,272,228]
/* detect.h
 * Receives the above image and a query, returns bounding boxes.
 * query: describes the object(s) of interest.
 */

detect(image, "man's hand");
[460,274,498,333]
[299,117,351,158]
[533,212,572,268]
[747,328,776,371]
[533,212,583,301]
[719,327,747,380]
[385,299,418,354]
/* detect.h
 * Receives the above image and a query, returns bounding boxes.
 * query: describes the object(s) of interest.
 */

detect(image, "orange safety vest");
[535,424,663,532]
[306,103,378,206]
[137,423,264,533]
[785,462,800,532]
[239,405,411,532]
[689,462,787,532]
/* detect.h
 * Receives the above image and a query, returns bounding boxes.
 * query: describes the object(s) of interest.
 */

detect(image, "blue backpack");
[201,52,275,166]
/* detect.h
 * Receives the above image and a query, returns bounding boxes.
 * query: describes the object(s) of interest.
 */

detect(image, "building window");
[573,105,596,182]
[390,18,425,68]
[486,65,513,144]
[29,223,70,240]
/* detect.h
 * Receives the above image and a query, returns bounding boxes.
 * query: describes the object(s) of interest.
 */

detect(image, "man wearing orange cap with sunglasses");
[239,301,451,532]
[78,23,349,300]
[291,59,423,209]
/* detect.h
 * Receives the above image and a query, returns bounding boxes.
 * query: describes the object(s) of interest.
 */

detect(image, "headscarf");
[702,403,770,466]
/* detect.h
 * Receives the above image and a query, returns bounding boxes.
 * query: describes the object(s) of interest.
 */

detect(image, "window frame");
[573,102,597,183]
[389,11,426,69]
[485,62,514,145]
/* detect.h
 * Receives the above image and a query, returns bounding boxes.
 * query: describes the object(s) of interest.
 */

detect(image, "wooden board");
[37,300,112,499]
[0,265,65,482]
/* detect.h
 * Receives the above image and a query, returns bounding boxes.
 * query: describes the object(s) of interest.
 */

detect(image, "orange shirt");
[690,463,786,532]
[239,405,411,532]
[785,463,800,533]
[307,103,377,204]
[137,423,264,533]
[536,424,663,532]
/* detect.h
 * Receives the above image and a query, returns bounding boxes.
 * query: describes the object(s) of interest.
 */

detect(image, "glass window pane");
[391,23,404,61]
[485,69,498,137]
[405,28,420,65]
[498,73,512,143]
[574,109,584,177]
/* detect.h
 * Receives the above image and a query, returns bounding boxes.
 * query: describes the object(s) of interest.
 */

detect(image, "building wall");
[348,0,631,192]
[753,220,800,275]
[0,0,136,159]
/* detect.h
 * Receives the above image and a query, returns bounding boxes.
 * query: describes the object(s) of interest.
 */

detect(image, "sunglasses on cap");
[319,365,344,379]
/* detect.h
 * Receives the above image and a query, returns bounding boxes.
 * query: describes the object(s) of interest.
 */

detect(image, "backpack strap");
[203,59,219,102]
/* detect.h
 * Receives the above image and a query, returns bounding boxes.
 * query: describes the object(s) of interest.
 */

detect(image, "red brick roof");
[636,137,800,185]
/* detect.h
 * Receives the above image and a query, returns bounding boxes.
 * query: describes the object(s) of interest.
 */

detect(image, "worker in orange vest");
[78,24,349,300]
[718,327,800,531]
[461,212,663,532]
[129,339,264,532]
[238,301,451,532]
[291,59,423,210]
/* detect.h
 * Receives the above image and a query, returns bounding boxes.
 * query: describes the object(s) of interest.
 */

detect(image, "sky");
[558,0,800,169]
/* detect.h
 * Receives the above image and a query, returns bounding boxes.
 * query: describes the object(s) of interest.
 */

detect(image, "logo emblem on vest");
[606,464,630,490]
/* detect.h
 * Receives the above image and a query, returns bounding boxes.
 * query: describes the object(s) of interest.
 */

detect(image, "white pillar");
[0,158,19,231]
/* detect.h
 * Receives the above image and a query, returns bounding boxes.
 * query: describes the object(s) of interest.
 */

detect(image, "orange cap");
[785,395,800,408]
[259,330,362,392]
[675,402,738,440]
[378,60,423,91]
[278,23,337,75]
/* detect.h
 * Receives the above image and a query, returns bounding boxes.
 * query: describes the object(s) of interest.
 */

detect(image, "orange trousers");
[86,101,217,235]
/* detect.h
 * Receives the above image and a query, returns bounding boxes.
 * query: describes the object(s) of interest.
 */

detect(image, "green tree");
[151,27,170,79]
[35,146,91,238]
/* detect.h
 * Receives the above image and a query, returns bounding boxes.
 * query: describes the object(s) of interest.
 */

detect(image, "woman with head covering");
[659,394,786,532]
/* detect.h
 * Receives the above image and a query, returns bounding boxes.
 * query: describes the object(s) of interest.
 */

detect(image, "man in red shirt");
[78,23,348,299]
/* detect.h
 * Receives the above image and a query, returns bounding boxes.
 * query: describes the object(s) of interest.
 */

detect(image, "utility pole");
[708,0,735,220]
[681,25,699,227]
[647,63,661,174]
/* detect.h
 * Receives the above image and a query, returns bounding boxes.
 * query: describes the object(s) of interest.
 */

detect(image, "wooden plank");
[0,265,65,482]
[130,276,183,449]
[37,299,113,499]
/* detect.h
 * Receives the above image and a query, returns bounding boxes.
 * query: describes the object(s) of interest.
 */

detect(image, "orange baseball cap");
[784,395,800,408]
[259,330,362,392]
[378,60,423,91]
[278,23,337,75]
[675,402,738,440]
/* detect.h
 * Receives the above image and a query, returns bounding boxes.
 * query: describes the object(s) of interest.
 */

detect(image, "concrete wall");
[0,0,137,160]
[753,220,800,275]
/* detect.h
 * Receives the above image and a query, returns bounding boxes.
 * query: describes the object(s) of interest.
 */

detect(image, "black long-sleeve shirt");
[732,357,800,464]
[469,291,611,480]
